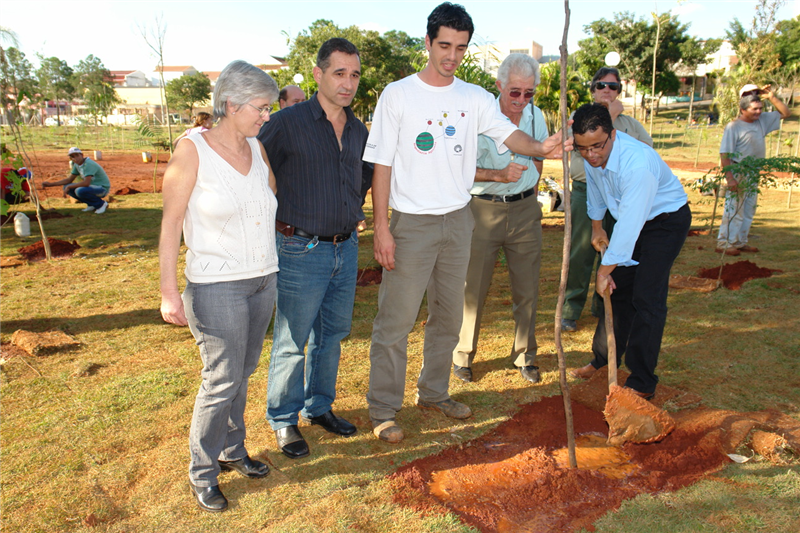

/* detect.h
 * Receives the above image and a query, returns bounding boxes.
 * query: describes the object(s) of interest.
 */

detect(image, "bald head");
[279,85,305,109]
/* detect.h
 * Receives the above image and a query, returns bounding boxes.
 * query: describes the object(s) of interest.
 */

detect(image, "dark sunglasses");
[509,90,535,98]
[593,81,621,91]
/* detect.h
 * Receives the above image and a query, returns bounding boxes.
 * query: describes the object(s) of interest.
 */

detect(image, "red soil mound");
[17,238,80,261]
[697,260,781,290]
[389,392,800,533]
[357,267,382,286]
[114,187,141,195]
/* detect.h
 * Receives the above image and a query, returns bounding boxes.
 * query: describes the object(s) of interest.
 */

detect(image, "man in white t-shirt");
[716,84,789,255]
[362,1,567,444]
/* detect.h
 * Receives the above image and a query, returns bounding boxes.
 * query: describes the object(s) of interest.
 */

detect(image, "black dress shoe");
[302,410,357,436]
[219,456,270,478]
[453,364,472,383]
[519,365,541,384]
[275,425,310,458]
[190,483,228,512]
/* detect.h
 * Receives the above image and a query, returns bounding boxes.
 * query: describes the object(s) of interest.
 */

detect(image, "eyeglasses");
[575,133,611,155]
[593,81,621,91]
[247,103,272,117]
[509,90,535,98]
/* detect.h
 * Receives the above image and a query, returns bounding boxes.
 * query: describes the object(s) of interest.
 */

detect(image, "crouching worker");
[43,147,110,214]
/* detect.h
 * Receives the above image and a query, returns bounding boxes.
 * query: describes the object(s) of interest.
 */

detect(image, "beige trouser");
[454,193,543,369]
[367,206,474,422]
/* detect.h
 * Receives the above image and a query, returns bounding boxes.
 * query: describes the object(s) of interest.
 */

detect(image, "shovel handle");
[601,246,618,389]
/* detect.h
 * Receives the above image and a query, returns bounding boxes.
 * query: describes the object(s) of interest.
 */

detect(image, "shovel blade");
[604,384,676,446]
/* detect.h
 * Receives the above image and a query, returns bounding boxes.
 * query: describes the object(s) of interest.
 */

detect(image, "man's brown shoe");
[715,247,741,256]
[570,363,598,380]
[738,245,759,253]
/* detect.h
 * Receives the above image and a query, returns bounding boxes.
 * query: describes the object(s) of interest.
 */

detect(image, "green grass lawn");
[1,161,799,532]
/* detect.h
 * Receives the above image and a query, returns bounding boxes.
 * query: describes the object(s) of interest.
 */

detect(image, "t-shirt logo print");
[414,111,467,154]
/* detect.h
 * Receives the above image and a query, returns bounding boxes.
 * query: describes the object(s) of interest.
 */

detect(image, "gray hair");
[497,53,541,87]
[739,94,761,111]
[212,60,279,120]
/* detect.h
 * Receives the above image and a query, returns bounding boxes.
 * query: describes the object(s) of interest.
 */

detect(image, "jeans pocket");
[279,236,313,257]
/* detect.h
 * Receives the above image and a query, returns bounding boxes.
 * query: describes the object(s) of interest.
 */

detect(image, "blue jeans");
[65,185,107,209]
[184,274,277,487]
[266,231,358,430]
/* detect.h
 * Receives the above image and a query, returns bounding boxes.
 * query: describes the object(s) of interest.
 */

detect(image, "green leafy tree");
[715,0,787,123]
[72,55,120,123]
[165,72,212,117]
[775,16,800,68]
[534,61,591,133]
[281,20,422,119]
[455,50,498,95]
[36,56,74,126]
[0,47,38,124]
[576,11,698,119]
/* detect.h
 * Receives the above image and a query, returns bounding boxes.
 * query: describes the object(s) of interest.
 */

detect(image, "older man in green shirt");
[43,147,111,214]
[452,53,549,385]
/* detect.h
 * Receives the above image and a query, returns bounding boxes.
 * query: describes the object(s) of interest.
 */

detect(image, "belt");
[276,220,351,244]
[648,203,689,224]
[473,187,536,203]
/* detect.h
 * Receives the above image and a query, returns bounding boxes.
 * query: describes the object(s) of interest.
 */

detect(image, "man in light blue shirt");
[453,54,548,385]
[570,103,691,400]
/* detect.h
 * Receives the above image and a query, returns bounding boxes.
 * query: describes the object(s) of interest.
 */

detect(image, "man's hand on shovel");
[594,238,617,296]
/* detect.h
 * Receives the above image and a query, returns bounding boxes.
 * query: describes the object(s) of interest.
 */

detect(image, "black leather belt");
[276,220,351,244]
[473,187,536,203]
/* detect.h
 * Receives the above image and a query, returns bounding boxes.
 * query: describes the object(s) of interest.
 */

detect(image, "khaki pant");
[367,206,474,421]
[454,193,542,369]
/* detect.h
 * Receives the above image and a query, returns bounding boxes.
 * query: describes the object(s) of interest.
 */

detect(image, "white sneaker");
[82,206,96,212]
[95,201,108,214]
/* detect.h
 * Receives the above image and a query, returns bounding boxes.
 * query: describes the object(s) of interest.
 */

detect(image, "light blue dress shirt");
[585,131,688,267]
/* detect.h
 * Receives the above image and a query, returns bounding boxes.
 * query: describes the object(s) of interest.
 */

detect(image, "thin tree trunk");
[556,0,577,470]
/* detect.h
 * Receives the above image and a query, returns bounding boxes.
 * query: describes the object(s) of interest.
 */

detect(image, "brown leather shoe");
[624,387,655,401]
[570,363,597,380]
[738,245,759,253]
[715,247,741,256]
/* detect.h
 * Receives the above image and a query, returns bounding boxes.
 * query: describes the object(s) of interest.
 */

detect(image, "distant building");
[469,40,543,77]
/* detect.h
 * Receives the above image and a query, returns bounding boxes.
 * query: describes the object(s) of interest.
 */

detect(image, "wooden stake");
[555,0,577,469]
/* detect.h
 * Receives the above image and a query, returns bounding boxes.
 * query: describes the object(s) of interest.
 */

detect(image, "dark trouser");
[590,203,691,394]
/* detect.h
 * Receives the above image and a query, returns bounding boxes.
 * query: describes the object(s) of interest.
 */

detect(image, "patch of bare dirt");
[389,373,800,533]
[696,260,781,290]
[26,152,166,197]
[17,237,80,261]
[357,267,382,286]
[114,187,141,195]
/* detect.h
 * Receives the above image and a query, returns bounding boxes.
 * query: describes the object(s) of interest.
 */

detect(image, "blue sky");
[3,0,799,72]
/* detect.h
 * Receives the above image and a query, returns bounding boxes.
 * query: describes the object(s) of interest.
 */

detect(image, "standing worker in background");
[716,84,790,256]
[43,147,111,214]
[562,68,652,335]
[453,53,548,385]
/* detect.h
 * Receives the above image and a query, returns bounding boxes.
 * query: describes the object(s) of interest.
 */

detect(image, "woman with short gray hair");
[159,60,279,512]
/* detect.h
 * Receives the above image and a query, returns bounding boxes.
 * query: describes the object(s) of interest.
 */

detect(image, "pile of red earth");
[17,238,80,261]
[114,187,141,195]
[697,260,781,290]
[389,377,799,533]
[357,267,382,286]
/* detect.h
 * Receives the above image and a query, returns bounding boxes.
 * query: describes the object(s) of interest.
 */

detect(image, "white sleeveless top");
[183,134,279,283]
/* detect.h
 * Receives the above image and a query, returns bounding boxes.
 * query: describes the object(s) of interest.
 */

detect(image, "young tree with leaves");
[165,72,211,117]
[36,56,74,126]
[72,55,120,124]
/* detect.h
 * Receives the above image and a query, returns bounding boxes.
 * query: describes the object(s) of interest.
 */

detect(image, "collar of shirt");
[308,92,358,129]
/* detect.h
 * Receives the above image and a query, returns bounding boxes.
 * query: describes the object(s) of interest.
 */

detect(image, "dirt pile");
[114,187,141,195]
[17,238,80,261]
[697,260,781,290]
[357,267,382,286]
[389,388,800,533]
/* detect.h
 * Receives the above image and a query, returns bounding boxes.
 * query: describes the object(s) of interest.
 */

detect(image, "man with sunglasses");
[453,54,548,385]
[716,84,790,256]
[563,67,652,335]
[569,103,690,401]
[257,38,373,458]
